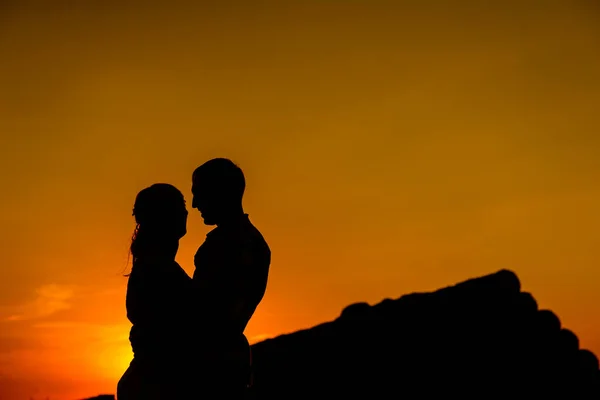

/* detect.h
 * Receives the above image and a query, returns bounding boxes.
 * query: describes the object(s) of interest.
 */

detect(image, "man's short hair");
[193,158,246,199]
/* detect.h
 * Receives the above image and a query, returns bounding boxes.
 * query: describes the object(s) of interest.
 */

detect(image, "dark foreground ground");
[86,270,600,400]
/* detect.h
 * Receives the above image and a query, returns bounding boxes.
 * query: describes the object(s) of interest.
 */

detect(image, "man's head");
[191,158,246,225]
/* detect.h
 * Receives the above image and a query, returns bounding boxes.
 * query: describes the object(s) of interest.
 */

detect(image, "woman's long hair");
[124,183,184,276]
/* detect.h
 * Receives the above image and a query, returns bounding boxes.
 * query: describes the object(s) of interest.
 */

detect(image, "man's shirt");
[193,213,271,340]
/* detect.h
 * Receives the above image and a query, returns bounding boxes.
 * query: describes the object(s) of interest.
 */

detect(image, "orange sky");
[1,1,599,398]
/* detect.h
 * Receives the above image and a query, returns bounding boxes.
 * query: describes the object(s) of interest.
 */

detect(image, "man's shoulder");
[196,216,270,260]
[245,220,266,240]
[243,219,270,255]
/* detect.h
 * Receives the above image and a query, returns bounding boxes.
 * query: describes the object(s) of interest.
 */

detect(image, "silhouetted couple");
[117,158,271,400]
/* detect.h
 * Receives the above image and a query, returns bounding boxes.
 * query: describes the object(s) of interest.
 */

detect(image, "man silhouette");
[190,158,271,398]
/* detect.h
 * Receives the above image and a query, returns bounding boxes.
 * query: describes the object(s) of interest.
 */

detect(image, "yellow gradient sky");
[1,1,599,398]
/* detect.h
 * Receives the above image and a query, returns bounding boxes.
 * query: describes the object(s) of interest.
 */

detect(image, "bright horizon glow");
[1,1,599,399]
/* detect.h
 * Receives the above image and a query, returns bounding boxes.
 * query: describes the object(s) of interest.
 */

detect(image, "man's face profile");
[192,177,218,225]
[192,159,244,226]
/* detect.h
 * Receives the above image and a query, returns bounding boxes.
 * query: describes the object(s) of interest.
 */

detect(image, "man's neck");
[216,209,247,228]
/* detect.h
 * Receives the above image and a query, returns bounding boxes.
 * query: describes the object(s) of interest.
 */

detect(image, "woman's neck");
[140,239,179,262]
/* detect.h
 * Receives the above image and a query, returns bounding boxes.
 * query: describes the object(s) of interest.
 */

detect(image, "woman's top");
[126,259,192,365]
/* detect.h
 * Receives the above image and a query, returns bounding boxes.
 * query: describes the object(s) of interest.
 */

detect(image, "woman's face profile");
[163,194,188,240]
[175,199,188,239]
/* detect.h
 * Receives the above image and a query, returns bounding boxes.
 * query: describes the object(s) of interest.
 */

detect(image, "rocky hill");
[250,270,599,399]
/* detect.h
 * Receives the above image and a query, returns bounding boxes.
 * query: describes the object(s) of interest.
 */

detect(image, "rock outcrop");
[250,270,600,399]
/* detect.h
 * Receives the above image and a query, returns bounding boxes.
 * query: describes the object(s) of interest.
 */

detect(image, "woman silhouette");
[117,183,192,400]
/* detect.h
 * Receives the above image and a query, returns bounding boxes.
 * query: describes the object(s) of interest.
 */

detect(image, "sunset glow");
[1,1,599,399]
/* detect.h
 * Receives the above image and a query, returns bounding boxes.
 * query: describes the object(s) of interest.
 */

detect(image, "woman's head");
[130,183,188,261]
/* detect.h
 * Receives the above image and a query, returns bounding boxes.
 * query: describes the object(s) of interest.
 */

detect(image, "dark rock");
[250,270,600,399]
